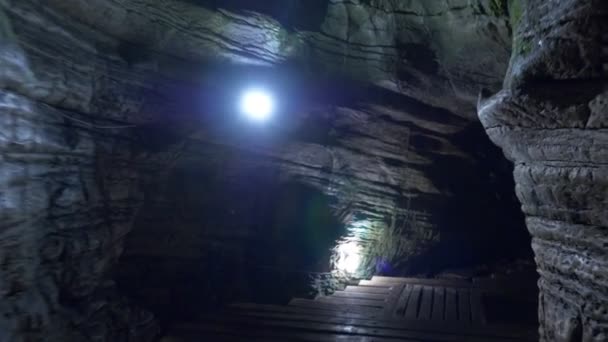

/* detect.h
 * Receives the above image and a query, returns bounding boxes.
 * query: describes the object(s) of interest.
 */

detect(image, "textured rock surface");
[0,0,538,340]
[479,0,608,340]
[43,0,512,119]
[0,1,178,340]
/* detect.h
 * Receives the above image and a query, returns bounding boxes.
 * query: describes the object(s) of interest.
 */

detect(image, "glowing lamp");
[240,89,274,122]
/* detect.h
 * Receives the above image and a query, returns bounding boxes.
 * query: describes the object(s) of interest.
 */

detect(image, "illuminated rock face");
[479,0,608,340]
[7,0,602,341]
[40,0,512,119]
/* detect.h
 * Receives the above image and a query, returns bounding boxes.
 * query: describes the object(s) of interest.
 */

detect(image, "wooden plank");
[458,289,471,323]
[180,316,419,342]
[404,285,422,319]
[185,313,530,342]
[224,304,539,340]
[288,298,381,315]
[172,330,274,342]
[332,290,388,301]
[394,284,413,316]
[418,286,433,320]
[229,303,385,321]
[369,276,533,293]
[371,276,474,288]
[445,288,458,321]
[176,320,407,342]
[432,287,445,321]
[470,290,487,325]
[382,282,406,318]
[345,285,391,294]
[357,280,397,288]
[315,296,385,308]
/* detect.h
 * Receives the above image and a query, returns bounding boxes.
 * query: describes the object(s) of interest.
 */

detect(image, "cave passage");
[9,0,608,341]
[114,72,536,327]
[117,161,349,322]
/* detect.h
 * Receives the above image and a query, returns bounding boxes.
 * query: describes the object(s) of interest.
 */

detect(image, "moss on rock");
[0,5,16,41]
[513,35,532,57]
[508,0,528,57]
[508,0,523,29]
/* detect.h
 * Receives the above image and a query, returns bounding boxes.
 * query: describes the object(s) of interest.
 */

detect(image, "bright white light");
[335,241,361,274]
[240,89,274,121]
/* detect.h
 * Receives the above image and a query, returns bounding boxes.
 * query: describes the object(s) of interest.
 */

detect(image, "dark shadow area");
[386,123,532,276]
[483,293,539,325]
[115,162,345,326]
[254,182,345,272]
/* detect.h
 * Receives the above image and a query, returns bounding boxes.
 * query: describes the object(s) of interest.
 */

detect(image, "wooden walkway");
[168,276,538,341]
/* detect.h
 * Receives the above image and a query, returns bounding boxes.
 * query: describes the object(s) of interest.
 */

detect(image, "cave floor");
[166,276,539,341]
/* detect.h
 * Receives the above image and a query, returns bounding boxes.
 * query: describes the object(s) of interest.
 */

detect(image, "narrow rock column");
[479,1,608,341]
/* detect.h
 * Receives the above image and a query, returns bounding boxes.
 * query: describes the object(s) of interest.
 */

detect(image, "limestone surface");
[479,0,608,340]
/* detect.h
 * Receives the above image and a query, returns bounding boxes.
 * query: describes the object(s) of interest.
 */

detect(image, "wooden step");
[167,330,273,342]
[170,276,538,342]
[370,276,536,293]
[177,315,417,341]
[404,284,422,319]
[289,298,382,314]
[177,312,536,342]
[315,295,386,308]
[368,276,475,288]
[228,303,385,321]
[332,290,388,300]
[174,320,405,341]
[224,303,538,340]
[345,285,392,294]
[357,279,396,287]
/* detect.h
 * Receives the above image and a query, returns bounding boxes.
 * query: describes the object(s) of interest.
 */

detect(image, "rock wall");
[479,0,608,340]
[0,0,535,340]
[0,1,184,340]
[41,0,512,119]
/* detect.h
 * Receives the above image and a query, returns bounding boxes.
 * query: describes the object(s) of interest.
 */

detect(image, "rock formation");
[0,1,175,340]
[2,0,604,341]
[479,0,608,340]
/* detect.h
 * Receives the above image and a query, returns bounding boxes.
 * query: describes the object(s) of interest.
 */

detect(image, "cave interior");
[1,0,606,341]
